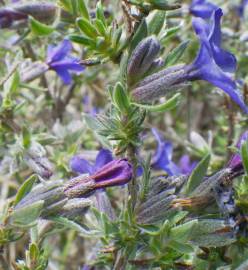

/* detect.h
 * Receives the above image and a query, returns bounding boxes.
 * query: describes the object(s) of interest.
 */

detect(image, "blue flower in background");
[151,129,180,176]
[46,39,84,85]
[70,149,113,175]
[190,0,218,19]
[185,8,248,113]
[151,129,197,176]
[228,131,248,170]
[238,0,248,17]
[178,155,198,174]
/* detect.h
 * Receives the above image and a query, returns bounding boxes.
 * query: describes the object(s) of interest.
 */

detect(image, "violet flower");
[178,155,198,174]
[151,129,180,176]
[189,0,218,19]
[185,8,248,113]
[70,149,113,175]
[238,0,248,17]
[46,39,84,85]
[65,158,133,198]
[151,129,197,176]
[227,131,248,170]
[131,8,248,114]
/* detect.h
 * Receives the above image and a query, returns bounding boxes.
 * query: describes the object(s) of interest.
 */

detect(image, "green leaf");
[84,113,104,131]
[132,93,181,112]
[169,240,194,253]
[29,243,39,261]
[69,34,96,47]
[161,25,181,42]
[241,140,248,175]
[95,19,107,36]
[148,10,166,35]
[130,19,147,53]
[96,1,106,26]
[137,224,160,235]
[170,219,198,242]
[165,40,189,66]
[184,153,211,195]
[51,217,101,237]
[77,0,90,20]
[29,17,54,36]
[14,175,37,206]
[22,127,31,149]
[190,233,235,247]
[77,17,98,38]
[10,201,44,227]
[113,82,130,113]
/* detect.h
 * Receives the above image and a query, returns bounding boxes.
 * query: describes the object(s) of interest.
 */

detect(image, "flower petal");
[190,0,218,19]
[47,39,72,63]
[51,66,72,84]
[209,9,237,72]
[94,149,113,172]
[50,61,84,71]
[70,155,94,175]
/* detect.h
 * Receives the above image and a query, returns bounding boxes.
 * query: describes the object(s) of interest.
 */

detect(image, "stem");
[126,144,138,210]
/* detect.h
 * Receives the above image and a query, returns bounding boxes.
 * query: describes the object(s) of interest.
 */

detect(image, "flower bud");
[64,159,133,198]
[24,142,53,179]
[127,36,160,86]
[60,198,92,218]
[15,3,56,23]
[136,175,187,224]
[0,3,57,29]
[131,64,189,103]
[0,8,27,28]
[20,61,49,83]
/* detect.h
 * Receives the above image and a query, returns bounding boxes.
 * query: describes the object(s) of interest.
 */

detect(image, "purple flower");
[65,158,133,198]
[70,149,113,175]
[151,129,197,176]
[178,155,198,174]
[151,129,180,176]
[227,131,248,170]
[190,0,219,19]
[131,10,248,113]
[46,39,84,85]
[237,0,248,17]
[185,8,248,113]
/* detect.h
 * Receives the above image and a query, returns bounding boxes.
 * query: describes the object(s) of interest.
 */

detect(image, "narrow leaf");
[131,93,181,112]
[29,17,54,36]
[165,40,189,66]
[130,19,147,53]
[14,175,37,206]
[241,140,248,175]
[77,17,98,38]
[184,153,211,195]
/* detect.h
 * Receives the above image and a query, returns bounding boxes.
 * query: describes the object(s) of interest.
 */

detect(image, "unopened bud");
[24,141,53,179]
[131,64,188,103]
[127,36,160,86]
[0,3,57,29]
[21,61,49,83]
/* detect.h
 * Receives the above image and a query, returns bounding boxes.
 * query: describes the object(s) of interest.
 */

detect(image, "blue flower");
[70,149,113,175]
[189,0,219,19]
[178,155,198,174]
[46,39,84,85]
[227,131,248,170]
[185,8,248,113]
[237,0,248,17]
[151,129,198,176]
[151,129,180,176]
